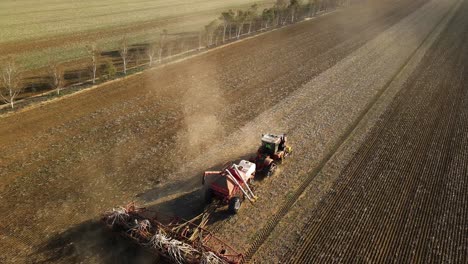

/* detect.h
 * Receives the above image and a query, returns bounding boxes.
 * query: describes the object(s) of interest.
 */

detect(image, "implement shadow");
[136,158,238,204]
[141,183,231,225]
[145,188,205,221]
[143,188,234,226]
[33,220,160,264]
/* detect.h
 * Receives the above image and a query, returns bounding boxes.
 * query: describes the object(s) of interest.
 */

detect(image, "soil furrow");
[276,0,467,262]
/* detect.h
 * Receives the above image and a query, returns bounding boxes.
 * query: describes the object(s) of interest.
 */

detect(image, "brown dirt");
[252,0,468,262]
[0,0,438,263]
[285,1,468,261]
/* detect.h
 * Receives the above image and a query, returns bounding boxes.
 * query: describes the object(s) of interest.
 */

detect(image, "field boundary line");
[241,0,462,262]
[0,9,340,119]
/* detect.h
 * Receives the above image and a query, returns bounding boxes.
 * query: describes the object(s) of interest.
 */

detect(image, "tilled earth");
[253,0,468,262]
[0,0,463,263]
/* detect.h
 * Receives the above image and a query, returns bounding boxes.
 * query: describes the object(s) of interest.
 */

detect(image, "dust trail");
[138,60,231,203]
[177,60,226,157]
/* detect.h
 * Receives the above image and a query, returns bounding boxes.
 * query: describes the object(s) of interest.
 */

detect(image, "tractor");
[251,133,292,177]
[202,160,257,214]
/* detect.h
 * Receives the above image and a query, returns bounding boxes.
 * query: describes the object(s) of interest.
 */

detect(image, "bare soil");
[1,0,457,263]
[252,0,468,262]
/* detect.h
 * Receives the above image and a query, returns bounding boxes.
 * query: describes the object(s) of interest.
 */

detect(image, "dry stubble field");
[0,0,466,263]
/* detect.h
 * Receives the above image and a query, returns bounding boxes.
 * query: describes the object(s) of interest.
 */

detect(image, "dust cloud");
[178,61,226,157]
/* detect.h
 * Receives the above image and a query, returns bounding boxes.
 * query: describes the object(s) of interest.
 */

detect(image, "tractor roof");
[262,134,282,144]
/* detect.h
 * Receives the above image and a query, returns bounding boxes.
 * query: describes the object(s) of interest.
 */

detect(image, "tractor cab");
[252,133,291,177]
[260,134,282,156]
[258,134,288,157]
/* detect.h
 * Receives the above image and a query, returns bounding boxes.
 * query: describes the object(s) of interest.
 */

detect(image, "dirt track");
[0,0,464,263]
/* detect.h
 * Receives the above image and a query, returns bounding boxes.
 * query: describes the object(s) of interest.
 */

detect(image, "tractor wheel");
[267,163,277,177]
[205,189,214,204]
[249,177,255,186]
[228,197,242,214]
[277,156,284,164]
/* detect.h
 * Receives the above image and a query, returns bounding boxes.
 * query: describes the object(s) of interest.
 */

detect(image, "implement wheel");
[267,163,277,177]
[228,197,242,214]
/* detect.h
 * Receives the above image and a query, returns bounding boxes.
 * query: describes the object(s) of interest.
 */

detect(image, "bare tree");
[158,30,168,63]
[289,0,300,23]
[0,57,22,109]
[262,8,275,29]
[146,42,157,67]
[247,4,259,34]
[275,0,288,25]
[214,30,220,46]
[308,0,317,17]
[120,36,129,75]
[87,43,100,84]
[220,12,229,43]
[48,60,64,95]
[220,11,234,43]
[205,19,219,46]
[235,10,247,39]
[227,10,235,39]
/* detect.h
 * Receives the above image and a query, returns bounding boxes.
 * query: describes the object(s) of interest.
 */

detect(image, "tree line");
[203,0,348,46]
[0,30,173,109]
[0,0,350,109]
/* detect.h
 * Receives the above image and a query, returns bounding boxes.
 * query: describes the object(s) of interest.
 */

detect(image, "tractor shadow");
[33,220,161,264]
[136,157,247,204]
[136,174,202,204]
[145,188,205,221]
[142,182,234,226]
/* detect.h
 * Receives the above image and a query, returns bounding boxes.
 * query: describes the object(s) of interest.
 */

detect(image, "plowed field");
[253,0,468,262]
[1,0,465,263]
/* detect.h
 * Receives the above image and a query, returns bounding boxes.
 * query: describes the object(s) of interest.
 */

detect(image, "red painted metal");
[102,203,244,264]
